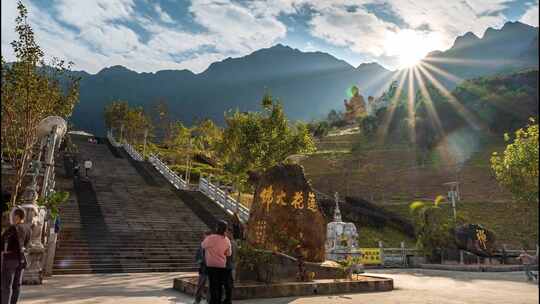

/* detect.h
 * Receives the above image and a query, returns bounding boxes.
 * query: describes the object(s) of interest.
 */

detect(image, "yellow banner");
[360,248,382,265]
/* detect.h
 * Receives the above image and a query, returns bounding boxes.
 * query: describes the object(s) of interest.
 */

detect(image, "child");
[194,231,212,304]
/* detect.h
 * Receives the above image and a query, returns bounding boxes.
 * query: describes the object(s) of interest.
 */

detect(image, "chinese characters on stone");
[259,186,318,213]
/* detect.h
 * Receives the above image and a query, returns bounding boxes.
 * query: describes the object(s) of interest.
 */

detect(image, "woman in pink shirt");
[202,220,231,304]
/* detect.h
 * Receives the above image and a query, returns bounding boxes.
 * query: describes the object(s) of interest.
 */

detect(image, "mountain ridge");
[55,21,538,135]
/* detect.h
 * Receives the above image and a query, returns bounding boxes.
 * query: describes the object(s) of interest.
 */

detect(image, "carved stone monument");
[454,223,497,257]
[325,193,359,261]
[246,164,326,262]
[344,86,367,124]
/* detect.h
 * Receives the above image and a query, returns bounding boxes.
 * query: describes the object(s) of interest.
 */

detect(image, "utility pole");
[444,182,460,221]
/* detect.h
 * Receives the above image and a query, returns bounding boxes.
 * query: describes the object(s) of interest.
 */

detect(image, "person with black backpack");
[1,207,31,304]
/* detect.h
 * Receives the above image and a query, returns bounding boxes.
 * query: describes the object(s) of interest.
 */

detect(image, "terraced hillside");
[302,132,537,248]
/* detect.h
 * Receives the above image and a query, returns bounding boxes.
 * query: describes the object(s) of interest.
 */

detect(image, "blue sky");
[1,0,538,73]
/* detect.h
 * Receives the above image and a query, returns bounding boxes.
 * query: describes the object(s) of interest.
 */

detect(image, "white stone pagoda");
[325,192,359,260]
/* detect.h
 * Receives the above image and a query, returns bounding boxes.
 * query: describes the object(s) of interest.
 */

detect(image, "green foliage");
[409,195,465,257]
[149,98,171,142]
[237,241,274,283]
[166,121,191,149]
[104,101,152,145]
[267,229,301,256]
[336,255,363,278]
[37,191,70,220]
[326,109,347,128]
[192,119,222,156]
[1,1,80,205]
[104,100,129,131]
[491,119,539,203]
[307,120,330,138]
[220,92,316,182]
[357,115,378,138]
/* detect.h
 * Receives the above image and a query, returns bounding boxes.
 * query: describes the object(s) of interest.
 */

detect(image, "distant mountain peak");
[270,43,293,50]
[501,21,536,31]
[356,62,387,71]
[452,31,480,48]
[98,65,133,74]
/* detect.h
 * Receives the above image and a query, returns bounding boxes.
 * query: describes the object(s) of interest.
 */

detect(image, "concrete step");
[55,260,195,267]
[53,266,198,275]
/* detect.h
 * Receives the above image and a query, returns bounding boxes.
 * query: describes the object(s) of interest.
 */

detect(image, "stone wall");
[237,251,345,283]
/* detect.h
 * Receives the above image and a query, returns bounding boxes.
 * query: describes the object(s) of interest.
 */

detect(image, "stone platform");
[173,274,393,300]
[420,264,538,272]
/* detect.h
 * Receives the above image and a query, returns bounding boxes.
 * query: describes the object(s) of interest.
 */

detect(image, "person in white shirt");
[84,159,93,177]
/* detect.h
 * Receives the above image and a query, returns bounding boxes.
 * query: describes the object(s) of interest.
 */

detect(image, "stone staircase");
[53,135,226,274]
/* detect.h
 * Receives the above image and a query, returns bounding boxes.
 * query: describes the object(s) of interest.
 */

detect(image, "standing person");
[223,228,237,304]
[518,249,538,281]
[202,220,231,304]
[231,213,243,241]
[194,231,212,304]
[1,208,31,304]
[84,159,93,178]
[73,160,80,179]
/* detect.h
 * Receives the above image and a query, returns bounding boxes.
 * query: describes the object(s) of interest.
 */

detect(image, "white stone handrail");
[123,142,144,161]
[107,130,121,147]
[199,177,250,223]
[148,153,188,190]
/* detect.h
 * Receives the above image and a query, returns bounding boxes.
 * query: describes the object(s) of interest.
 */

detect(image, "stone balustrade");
[122,142,144,161]
[198,177,249,223]
[106,130,121,147]
[148,153,188,190]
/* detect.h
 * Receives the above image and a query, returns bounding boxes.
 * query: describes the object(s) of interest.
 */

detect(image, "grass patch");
[382,201,538,249]
[357,226,414,248]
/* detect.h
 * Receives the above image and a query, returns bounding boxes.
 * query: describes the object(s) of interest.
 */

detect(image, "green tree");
[103,102,152,145]
[307,120,329,138]
[491,119,538,203]
[192,118,222,155]
[103,100,129,133]
[124,106,152,145]
[409,196,463,259]
[1,1,80,206]
[358,115,378,139]
[150,98,170,143]
[220,92,316,186]
[167,121,191,150]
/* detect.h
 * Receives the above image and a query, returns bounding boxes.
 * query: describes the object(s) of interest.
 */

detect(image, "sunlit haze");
[384,29,446,69]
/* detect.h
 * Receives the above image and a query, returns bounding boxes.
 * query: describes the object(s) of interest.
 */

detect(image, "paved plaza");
[19,269,538,304]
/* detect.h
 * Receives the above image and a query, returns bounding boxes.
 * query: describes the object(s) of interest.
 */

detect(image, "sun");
[399,45,427,68]
[384,29,444,69]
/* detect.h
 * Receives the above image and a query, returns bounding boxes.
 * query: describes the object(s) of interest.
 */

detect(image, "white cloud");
[1,0,288,73]
[520,1,539,26]
[54,0,135,28]
[280,0,512,68]
[308,4,398,57]
[0,0,528,73]
[385,0,509,41]
[1,0,18,60]
[189,0,287,56]
[154,3,174,23]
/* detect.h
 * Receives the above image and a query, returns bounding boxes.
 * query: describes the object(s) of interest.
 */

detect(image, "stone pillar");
[45,227,57,276]
[401,241,406,267]
[18,185,47,285]
[41,126,58,198]
[378,241,384,266]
